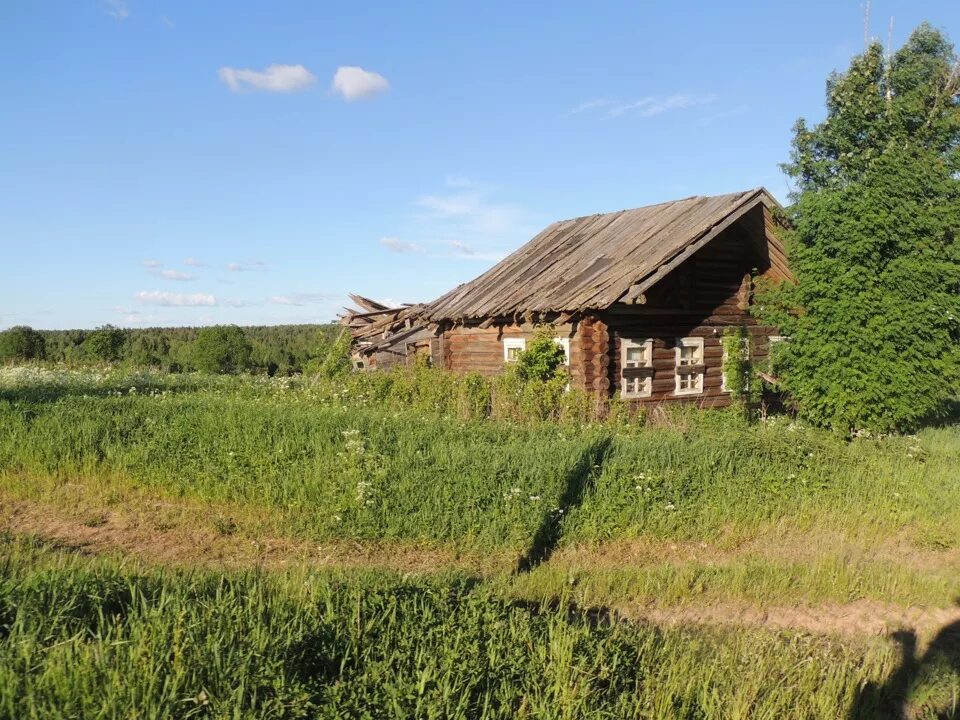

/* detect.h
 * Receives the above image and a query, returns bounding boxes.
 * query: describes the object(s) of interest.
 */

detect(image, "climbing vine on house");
[722,327,760,410]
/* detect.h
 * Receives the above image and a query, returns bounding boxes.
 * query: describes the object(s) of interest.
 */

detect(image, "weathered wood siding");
[440,322,584,388]
[602,219,779,407]
[437,213,785,407]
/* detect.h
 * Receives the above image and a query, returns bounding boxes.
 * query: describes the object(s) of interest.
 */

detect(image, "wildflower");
[529,495,541,502]
[664,503,676,511]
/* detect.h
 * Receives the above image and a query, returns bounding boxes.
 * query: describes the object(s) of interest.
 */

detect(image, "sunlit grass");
[0,535,915,720]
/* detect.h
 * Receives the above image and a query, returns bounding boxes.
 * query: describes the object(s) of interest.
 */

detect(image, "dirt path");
[619,600,960,640]
[0,497,507,575]
[4,496,959,641]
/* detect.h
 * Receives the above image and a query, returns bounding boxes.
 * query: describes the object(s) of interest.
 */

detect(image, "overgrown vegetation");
[756,24,960,433]
[0,326,45,363]
[2,367,958,586]
[0,323,342,376]
[1,364,959,715]
[0,535,931,720]
[721,326,760,411]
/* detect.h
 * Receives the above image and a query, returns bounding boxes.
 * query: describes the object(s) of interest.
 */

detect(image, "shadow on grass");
[515,437,612,574]
[849,609,960,719]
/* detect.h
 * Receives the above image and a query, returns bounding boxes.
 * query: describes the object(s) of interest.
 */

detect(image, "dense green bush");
[513,327,568,382]
[757,24,960,433]
[191,325,253,374]
[83,325,126,362]
[0,326,45,362]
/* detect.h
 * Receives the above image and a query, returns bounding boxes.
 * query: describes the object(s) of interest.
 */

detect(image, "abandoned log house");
[343,187,791,407]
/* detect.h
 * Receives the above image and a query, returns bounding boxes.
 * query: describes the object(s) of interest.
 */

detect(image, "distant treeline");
[0,324,345,376]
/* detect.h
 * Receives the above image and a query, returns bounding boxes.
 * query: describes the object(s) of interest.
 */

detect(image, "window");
[553,337,571,365]
[721,336,750,392]
[503,338,526,362]
[621,338,653,398]
[767,335,788,372]
[674,337,704,395]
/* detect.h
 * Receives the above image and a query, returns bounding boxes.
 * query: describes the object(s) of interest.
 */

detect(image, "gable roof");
[423,188,784,322]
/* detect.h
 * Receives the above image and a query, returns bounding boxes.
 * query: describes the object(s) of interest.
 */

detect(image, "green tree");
[0,326,46,362]
[84,325,126,363]
[191,325,252,374]
[305,328,353,379]
[757,24,960,432]
[514,327,567,383]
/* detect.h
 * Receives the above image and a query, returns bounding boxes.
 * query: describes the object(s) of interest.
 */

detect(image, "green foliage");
[304,328,352,379]
[3,366,960,565]
[83,325,126,363]
[721,327,759,409]
[191,325,253,374]
[34,324,340,374]
[757,24,960,433]
[513,326,567,382]
[0,326,45,362]
[0,537,903,719]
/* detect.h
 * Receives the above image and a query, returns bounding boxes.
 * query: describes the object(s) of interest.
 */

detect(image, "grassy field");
[0,535,906,719]
[1,366,959,717]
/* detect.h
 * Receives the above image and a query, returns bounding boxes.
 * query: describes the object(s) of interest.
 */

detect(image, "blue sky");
[2,1,957,329]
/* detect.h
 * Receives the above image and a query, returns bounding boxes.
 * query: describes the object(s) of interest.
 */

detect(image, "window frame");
[621,338,654,399]
[766,335,788,372]
[553,337,571,365]
[503,337,526,362]
[721,336,751,393]
[674,336,705,396]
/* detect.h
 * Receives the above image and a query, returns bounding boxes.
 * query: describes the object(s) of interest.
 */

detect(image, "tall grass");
[0,391,606,549]
[2,370,957,552]
[2,365,959,607]
[0,536,913,720]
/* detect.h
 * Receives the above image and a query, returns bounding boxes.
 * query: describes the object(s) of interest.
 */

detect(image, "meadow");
[1,365,959,717]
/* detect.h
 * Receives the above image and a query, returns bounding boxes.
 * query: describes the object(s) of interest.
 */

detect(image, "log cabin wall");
[440,320,585,389]
[601,219,779,407]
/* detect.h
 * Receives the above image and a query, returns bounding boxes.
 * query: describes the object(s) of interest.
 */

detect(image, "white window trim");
[766,335,788,371]
[674,337,705,396]
[503,337,526,362]
[621,338,653,399]
[721,336,751,393]
[553,337,571,365]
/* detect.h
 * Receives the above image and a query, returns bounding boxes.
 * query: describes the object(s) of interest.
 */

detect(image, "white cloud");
[569,98,612,114]
[380,236,424,254]
[225,260,268,272]
[104,0,129,20]
[449,240,475,256]
[183,257,206,267]
[571,93,717,118]
[161,16,175,29]
[158,269,196,281]
[395,177,535,265]
[268,292,335,306]
[415,187,525,236]
[114,307,158,325]
[135,291,217,307]
[219,64,317,93]
[331,66,389,101]
[141,259,162,268]
[444,175,479,189]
